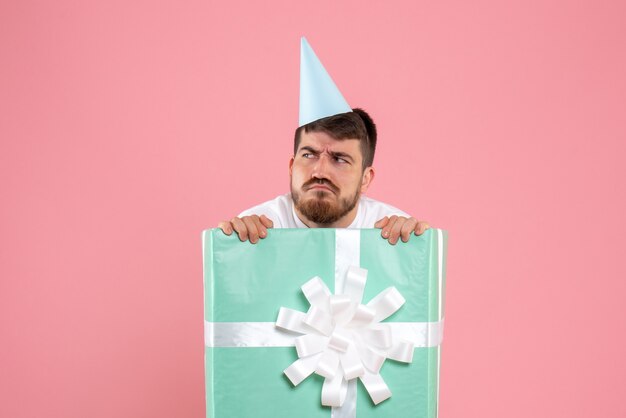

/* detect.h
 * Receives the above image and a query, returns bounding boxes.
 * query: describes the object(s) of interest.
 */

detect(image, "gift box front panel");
[203,228,445,418]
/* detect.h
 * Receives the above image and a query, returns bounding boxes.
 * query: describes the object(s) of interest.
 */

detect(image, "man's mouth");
[304,180,338,194]
[309,184,332,192]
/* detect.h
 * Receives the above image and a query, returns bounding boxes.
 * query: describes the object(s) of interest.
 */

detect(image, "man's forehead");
[298,131,361,154]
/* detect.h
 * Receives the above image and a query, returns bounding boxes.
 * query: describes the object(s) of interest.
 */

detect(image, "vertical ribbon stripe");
[332,230,360,418]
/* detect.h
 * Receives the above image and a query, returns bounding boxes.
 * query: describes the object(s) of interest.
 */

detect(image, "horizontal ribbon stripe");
[205,321,297,347]
[204,320,444,348]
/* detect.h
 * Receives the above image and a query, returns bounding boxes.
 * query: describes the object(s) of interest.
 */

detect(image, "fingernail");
[383,231,389,237]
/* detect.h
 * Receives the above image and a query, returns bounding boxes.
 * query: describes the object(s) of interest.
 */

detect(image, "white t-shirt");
[238,193,409,228]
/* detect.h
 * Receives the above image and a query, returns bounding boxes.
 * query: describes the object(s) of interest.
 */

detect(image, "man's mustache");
[303,178,339,193]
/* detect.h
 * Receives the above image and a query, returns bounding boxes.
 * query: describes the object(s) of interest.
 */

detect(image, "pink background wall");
[2,1,625,417]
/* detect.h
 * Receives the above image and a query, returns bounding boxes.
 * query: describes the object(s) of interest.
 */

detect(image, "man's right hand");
[217,215,274,244]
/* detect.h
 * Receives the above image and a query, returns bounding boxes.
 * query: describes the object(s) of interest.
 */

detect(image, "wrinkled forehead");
[297,130,362,158]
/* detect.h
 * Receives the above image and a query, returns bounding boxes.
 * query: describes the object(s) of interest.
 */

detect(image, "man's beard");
[291,178,361,225]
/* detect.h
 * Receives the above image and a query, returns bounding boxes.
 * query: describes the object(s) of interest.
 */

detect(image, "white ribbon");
[205,320,443,349]
[277,266,414,407]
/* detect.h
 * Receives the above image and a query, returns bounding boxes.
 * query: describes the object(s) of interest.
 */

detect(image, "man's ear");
[360,166,375,193]
[289,157,294,176]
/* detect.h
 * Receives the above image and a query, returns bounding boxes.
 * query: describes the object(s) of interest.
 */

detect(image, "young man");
[217,38,430,244]
[218,109,429,244]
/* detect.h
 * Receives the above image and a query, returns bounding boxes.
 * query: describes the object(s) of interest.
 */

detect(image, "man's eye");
[335,157,348,163]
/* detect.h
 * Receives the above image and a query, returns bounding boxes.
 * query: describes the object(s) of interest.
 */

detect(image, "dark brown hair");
[293,108,378,169]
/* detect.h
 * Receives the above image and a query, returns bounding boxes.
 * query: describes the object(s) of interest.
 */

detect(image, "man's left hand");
[374,216,430,245]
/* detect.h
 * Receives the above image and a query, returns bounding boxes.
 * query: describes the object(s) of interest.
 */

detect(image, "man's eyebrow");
[298,146,355,162]
[330,151,354,162]
[299,146,320,154]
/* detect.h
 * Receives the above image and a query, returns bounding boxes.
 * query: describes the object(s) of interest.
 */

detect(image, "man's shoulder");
[356,195,410,226]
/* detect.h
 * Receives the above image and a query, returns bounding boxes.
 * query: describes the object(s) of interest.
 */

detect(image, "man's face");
[290,130,373,225]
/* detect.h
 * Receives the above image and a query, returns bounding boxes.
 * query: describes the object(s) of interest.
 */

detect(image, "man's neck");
[294,205,359,229]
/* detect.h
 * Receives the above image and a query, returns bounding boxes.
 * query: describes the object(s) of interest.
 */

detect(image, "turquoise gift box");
[202,228,447,418]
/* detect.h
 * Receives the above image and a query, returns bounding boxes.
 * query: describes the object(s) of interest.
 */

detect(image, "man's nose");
[311,154,332,179]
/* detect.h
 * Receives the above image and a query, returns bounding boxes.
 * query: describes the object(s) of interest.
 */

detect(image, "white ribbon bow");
[275,266,414,407]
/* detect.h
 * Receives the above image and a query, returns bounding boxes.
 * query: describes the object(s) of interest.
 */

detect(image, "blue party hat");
[299,37,352,127]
